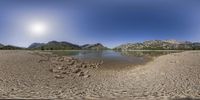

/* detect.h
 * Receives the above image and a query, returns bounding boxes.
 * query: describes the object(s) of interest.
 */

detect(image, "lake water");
[52,50,181,70]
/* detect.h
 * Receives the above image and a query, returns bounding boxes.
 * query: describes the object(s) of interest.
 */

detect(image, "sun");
[29,22,47,37]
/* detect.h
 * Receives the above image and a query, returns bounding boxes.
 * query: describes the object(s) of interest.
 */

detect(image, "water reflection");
[52,50,182,70]
[52,50,181,59]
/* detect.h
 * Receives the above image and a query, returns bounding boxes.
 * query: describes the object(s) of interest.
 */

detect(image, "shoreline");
[0,50,200,99]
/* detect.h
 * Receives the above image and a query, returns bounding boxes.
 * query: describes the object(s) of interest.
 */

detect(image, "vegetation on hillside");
[114,40,200,51]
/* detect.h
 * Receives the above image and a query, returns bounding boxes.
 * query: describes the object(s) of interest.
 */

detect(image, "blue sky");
[0,0,200,48]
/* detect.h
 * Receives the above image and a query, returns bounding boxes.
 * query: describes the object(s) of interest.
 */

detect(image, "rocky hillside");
[0,45,24,50]
[28,41,81,50]
[0,43,24,50]
[114,40,200,50]
[81,43,108,50]
[28,43,45,49]
[28,41,108,50]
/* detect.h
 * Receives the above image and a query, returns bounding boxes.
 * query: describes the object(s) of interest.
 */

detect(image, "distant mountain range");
[1,40,200,50]
[114,40,200,51]
[28,41,108,50]
[28,41,81,50]
[0,44,24,50]
[28,43,45,49]
[81,43,108,50]
[0,43,4,48]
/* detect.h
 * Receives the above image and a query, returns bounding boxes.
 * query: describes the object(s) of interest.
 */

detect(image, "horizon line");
[1,39,200,48]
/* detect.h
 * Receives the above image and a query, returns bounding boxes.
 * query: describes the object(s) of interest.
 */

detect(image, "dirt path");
[0,50,200,100]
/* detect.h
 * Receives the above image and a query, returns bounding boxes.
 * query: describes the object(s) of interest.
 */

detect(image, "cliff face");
[114,40,200,51]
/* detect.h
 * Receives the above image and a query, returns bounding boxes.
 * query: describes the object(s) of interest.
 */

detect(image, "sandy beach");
[0,50,200,100]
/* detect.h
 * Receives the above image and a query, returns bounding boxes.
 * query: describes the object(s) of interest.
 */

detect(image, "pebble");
[50,69,60,73]
[100,60,104,64]
[64,56,72,61]
[49,56,97,79]
[61,71,68,74]
[78,72,84,77]
[57,57,64,62]
[82,64,87,68]
[55,75,64,79]
[52,69,60,73]
[67,61,75,65]
[73,69,81,73]
[83,75,91,78]
[75,64,82,68]
[57,66,63,70]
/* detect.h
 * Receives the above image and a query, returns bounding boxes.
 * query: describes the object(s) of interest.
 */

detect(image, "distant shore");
[114,49,187,51]
[0,50,200,99]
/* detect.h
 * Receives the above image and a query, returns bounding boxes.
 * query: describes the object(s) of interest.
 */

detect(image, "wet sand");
[0,50,200,100]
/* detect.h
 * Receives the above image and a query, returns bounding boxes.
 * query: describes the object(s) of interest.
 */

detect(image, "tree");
[41,46,44,51]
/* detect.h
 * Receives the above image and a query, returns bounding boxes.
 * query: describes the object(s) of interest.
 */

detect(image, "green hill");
[28,41,81,50]
[0,45,23,50]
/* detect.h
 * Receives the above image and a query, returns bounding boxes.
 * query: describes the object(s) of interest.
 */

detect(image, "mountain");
[28,43,45,49]
[114,40,200,51]
[0,43,4,48]
[0,44,23,50]
[192,42,200,50]
[28,41,108,50]
[81,43,108,50]
[28,41,81,50]
[0,45,23,50]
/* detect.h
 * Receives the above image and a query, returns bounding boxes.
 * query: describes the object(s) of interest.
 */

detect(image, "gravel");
[0,50,199,100]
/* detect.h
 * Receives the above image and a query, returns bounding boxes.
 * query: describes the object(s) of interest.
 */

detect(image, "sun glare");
[29,22,47,37]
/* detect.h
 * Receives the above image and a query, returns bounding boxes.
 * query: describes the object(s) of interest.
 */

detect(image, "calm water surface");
[52,50,181,69]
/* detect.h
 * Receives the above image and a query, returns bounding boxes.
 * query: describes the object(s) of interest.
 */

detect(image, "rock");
[52,62,62,66]
[73,68,81,73]
[78,72,84,77]
[62,66,68,70]
[49,69,60,73]
[63,56,72,61]
[57,66,63,70]
[95,63,99,68]
[91,63,95,66]
[90,63,98,68]
[49,56,95,78]
[61,71,68,74]
[55,75,64,79]
[49,68,53,72]
[83,75,90,78]
[57,57,64,62]
[82,64,87,68]
[100,60,104,64]
[38,59,47,63]
[67,60,75,65]
[84,70,89,74]
[73,64,80,68]
[71,57,76,60]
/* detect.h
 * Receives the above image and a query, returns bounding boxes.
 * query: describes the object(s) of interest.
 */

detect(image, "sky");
[0,0,200,48]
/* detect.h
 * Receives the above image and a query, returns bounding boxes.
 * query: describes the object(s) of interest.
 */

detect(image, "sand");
[0,50,200,100]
